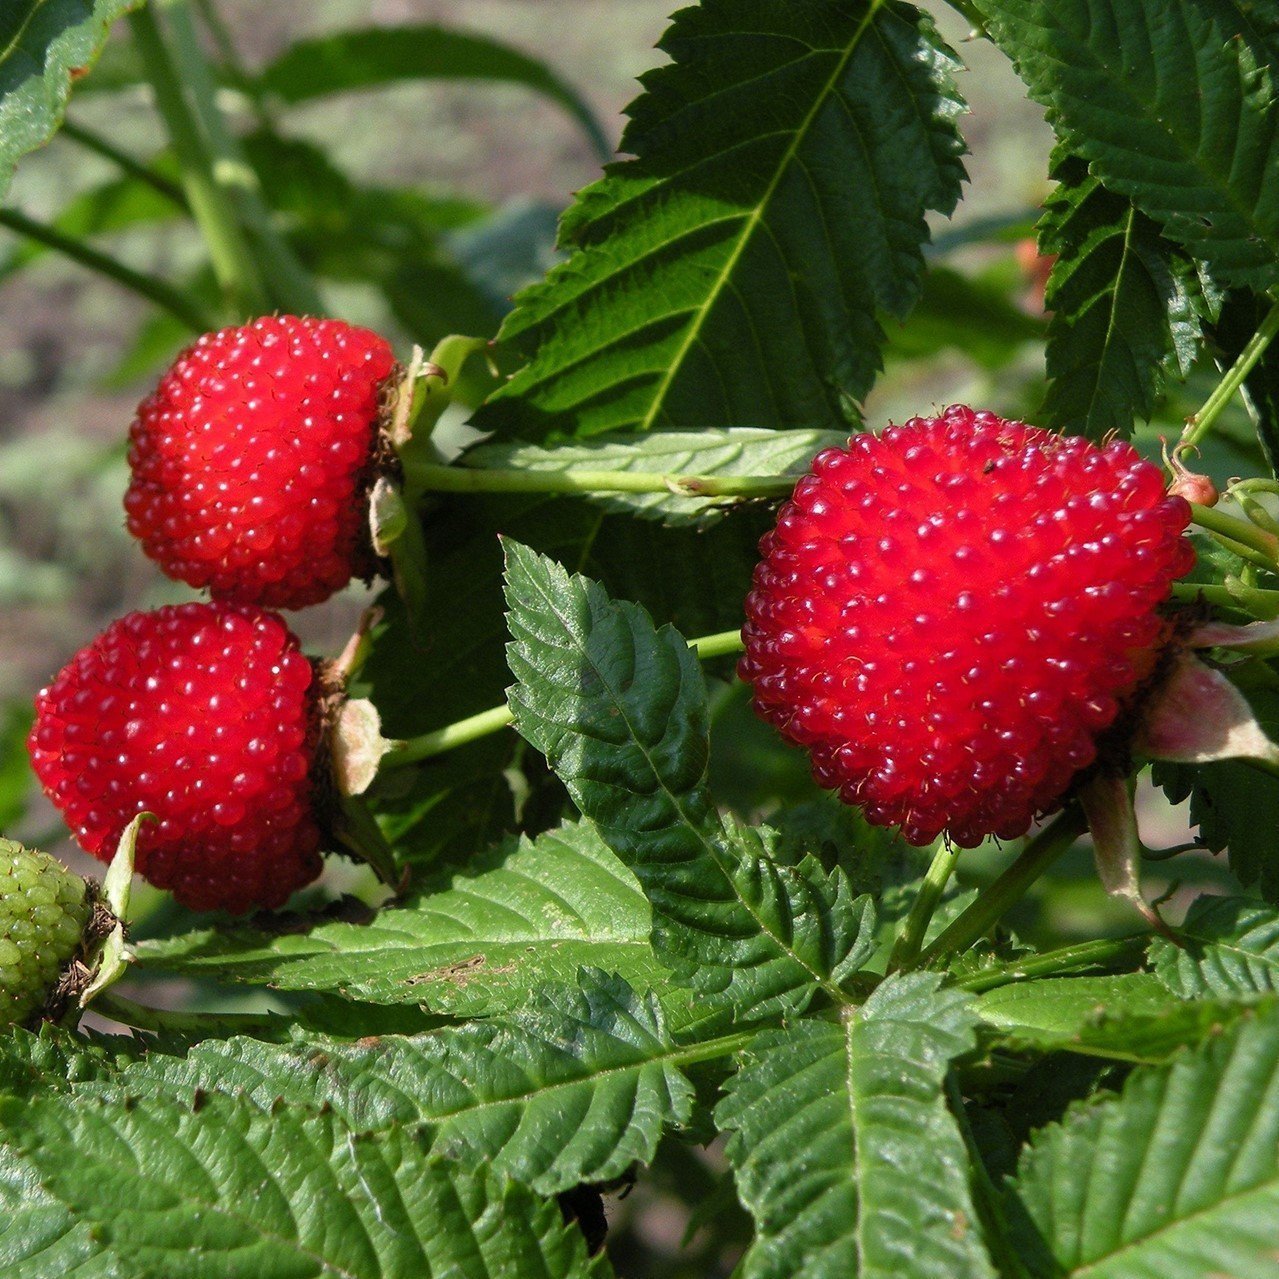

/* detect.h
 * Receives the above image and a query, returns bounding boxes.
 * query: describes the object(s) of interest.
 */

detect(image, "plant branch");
[1190,502,1279,567]
[1183,293,1279,449]
[956,934,1147,993]
[911,806,1088,969]
[403,457,797,500]
[889,840,962,970]
[128,3,266,315]
[380,627,745,769]
[0,207,216,329]
[59,119,188,207]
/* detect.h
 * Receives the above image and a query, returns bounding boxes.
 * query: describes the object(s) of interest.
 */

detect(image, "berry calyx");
[29,602,327,914]
[124,315,398,610]
[739,406,1195,847]
[0,839,96,1026]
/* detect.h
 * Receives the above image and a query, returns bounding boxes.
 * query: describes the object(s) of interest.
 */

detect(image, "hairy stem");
[0,207,216,329]
[1183,293,1279,449]
[956,934,1147,993]
[381,627,745,768]
[402,457,797,500]
[1190,502,1279,567]
[889,841,962,970]
[911,806,1088,969]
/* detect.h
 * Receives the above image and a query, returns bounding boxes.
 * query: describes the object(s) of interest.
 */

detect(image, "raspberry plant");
[7,2,1279,1277]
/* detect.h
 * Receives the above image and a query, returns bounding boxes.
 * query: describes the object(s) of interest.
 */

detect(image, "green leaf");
[1153,685,1279,902]
[716,974,993,1279]
[0,702,33,828]
[463,427,845,526]
[3,1091,607,1279]
[1038,148,1212,439]
[1153,896,1279,997]
[258,25,610,160]
[503,541,877,1020]
[1010,1003,1279,1278]
[982,0,1279,290]
[139,822,665,1016]
[0,0,139,199]
[978,974,1263,1063]
[476,0,966,440]
[9,974,701,1197]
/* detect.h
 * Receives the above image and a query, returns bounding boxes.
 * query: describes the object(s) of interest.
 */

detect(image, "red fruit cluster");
[125,315,396,610]
[739,406,1194,847]
[29,602,323,914]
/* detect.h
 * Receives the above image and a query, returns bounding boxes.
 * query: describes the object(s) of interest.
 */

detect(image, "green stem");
[59,119,188,207]
[1171,579,1279,615]
[402,458,797,500]
[956,934,1147,993]
[92,989,276,1036]
[190,0,275,131]
[912,806,1088,969]
[889,841,962,970]
[1183,294,1279,449]
[0,207,216,329]
[161,0,321,314]
[381,627,746,769]
[1190,502,1279,565]
[128,4,266,315]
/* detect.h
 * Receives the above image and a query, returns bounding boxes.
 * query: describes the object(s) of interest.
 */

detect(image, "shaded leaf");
[1038,148,1213,439]
[477,0,966,440]
[258,25,609,160]
[1011,1003,1279,1278]
[982,0,1279,289]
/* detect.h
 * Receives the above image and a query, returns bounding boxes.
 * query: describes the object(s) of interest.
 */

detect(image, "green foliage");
[2,1091,607,1279]
[477,0,967,440]
[503,541,877,1021]
[1152,896,1279,997]
[1038,149,1212,438]
[8,0,1279,1273]
[717,975,993,1279]
[0,0,139,198]
[982,0,1279,290]
[257,25,610,160]
[141,822,663,1016]
[1010,1005,1279,1277]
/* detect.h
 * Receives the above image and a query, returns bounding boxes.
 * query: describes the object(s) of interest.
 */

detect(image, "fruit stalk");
[889,840,963,969]
[380,628,746,768]
[1182,293,1279,449]
[910,805,1088,968]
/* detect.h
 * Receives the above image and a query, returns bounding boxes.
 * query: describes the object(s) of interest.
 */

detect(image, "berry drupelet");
[124,315,397,610]
[29,602,325,914]
[739,406,1195,847]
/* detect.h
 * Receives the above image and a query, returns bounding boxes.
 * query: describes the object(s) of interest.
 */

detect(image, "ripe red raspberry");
[739,406,1195,847]
[29,602,325,914]
[125,315,397,610]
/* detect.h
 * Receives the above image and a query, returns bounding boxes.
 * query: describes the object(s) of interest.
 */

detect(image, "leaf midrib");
[635,0,887,432]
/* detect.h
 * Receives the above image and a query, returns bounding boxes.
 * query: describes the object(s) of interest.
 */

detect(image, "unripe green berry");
[0,839,92,1027]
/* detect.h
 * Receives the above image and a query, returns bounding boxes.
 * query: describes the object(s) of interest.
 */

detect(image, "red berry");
[29,602,324,914]
[125,315,397,610]
[739,406,1195,847]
